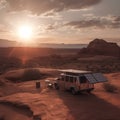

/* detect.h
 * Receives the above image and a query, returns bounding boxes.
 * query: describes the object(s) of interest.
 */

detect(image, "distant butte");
[79,38,120,57]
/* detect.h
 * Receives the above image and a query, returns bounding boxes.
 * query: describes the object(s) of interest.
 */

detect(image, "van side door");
[65,76,77,90]
[79,76,89,90]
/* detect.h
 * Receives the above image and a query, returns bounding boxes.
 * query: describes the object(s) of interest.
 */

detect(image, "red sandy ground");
[0,69,120,120]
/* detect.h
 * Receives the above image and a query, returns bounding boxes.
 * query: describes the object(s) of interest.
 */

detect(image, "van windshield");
[79,76,87,83]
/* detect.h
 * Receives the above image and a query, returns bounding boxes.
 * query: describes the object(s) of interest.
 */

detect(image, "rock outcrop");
[79,38,120,57]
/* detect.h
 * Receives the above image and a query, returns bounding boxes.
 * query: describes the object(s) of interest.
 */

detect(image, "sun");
[17,25,33,42]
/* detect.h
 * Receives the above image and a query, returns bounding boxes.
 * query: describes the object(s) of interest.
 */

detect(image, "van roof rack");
[59,69,91,74]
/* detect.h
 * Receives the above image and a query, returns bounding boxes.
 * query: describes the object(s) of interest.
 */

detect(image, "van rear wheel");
[87,89,92,93]
[71,88,77,95]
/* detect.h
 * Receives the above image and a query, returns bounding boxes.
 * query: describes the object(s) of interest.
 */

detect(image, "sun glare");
[17,25,33,42]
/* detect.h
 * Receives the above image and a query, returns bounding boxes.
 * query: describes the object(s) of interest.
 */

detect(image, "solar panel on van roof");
[84,73,107,84]
[84,74,97,84]
[92,73,107,83]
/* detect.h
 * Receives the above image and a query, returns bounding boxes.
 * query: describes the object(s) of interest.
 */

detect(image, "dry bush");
[103,83,118,93]
[6,68,45,82]
[22,68,43,81]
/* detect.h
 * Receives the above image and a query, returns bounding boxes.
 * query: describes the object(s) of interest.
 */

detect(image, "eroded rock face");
[80,39,120,57]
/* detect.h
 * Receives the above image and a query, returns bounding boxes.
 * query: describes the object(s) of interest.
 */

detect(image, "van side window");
[61,76,64,81]
[70,77,73,83]
[65,76,69,82]
[79,76,87,83]
[74,77,77,83]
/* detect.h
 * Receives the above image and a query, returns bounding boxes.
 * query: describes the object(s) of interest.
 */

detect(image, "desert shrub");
[6,68,45,82]
[103,83,118,93]
[22,68,43,81]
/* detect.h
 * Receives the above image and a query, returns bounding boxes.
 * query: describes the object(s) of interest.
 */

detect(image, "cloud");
[46,24,56,30]
[65,16,120,29]
[5,0,101,14]
[0,23,10,33]
[65,20,104,28]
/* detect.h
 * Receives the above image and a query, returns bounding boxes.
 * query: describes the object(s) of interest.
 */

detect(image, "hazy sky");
[0,0,120,44]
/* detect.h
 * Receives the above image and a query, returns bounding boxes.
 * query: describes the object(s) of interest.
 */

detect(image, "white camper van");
[55,69,107,94]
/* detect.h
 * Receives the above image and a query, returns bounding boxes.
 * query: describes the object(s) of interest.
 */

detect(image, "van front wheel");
[54,83,59,90]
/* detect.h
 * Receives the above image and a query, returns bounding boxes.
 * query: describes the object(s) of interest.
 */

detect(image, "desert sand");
[0,68,120,120]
